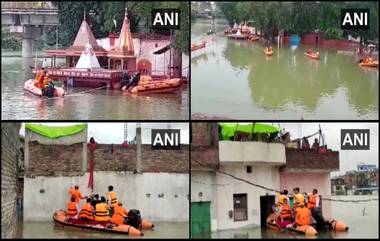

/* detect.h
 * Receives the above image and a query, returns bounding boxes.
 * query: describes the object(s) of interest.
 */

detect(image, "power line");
[192,159,379,203]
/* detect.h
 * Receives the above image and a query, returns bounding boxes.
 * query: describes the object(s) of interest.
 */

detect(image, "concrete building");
[280,148,339,220]
[1,123,22,238]
[191,123,285,235]
[191,122,340,236]
[23,123,189,222]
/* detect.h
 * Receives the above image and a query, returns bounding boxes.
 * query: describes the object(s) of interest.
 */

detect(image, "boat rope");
[65,85,110,97]
[43,85,109,100]
[192,159,379,203]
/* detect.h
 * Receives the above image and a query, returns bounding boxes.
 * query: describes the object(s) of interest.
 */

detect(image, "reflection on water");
[191,19,378,119]
[192,195,378,239]
[17,219,189,239]
[1,55,189,120]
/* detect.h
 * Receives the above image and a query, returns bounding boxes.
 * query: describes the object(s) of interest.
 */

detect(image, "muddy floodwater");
[1,53,189,120]
[193,195,378,239]
[191,19,379,120]
[16,219,189,238]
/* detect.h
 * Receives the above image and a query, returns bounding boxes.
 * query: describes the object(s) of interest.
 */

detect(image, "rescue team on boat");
[266,187,348,236]
[24,68,65,98]
[54,185,153,236]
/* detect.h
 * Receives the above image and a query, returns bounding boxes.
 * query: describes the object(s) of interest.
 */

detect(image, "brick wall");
[282,148,339,171]
[191,122,220,170]
[1,123,21,238]
[28,142,83,175]
[27,142,189,175]
[142,145,189,173]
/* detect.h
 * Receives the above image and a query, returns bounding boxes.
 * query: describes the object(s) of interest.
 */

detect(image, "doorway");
[191,201,211,237]
[260,195,275,227]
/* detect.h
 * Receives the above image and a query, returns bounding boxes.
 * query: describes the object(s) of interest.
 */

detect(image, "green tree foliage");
[218,1,378,42]
[1,27,22,51]
[44,1,188,54]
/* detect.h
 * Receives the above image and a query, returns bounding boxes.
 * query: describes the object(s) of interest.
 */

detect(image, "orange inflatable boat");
[327,219,349,231]
[53,210,143,236]
[358,60,378,68]
[266,213,317,236]
[305,52,320,59]
[24,79,65,97]
[191,41,206,52]
[129,78,181,94]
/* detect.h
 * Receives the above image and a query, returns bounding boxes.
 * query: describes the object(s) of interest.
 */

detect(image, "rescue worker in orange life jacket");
[79,198,95,220]
[110,202,129,225]
[68,185,85,204]
[95,196,109,222]
[307,189,320,209]
[67,196,79,218]
[293,187,305,209]
[295,203,312,226]
[107,185,118,217]
[279,198,293,222]
[278,189,289,205]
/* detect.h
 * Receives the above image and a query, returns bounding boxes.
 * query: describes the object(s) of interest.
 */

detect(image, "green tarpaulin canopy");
[25,123,87,139]
[219,122,280,140]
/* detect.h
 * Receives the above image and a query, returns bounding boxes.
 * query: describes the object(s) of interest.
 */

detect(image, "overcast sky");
[20,122,189,144]
[272,122,378,177]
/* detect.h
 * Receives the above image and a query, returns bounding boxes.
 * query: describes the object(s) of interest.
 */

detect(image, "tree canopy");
[45,1,188,54]
[218,1,378,42]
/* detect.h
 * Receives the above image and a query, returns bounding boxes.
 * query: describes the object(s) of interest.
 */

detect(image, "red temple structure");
[107,8,136,71]
[46,11,108,68]
[34,7,186,89]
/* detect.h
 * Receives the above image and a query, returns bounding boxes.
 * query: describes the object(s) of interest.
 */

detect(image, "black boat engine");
[126,209,142,229]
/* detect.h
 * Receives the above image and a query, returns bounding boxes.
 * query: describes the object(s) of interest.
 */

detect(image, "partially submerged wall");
[24,172,189,222]
[280,172,332,219]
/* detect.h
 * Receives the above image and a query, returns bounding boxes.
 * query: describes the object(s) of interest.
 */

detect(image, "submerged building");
[191,123,340,236]
[44,8,185,79]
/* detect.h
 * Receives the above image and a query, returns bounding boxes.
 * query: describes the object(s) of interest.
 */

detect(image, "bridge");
[1,1,59,57]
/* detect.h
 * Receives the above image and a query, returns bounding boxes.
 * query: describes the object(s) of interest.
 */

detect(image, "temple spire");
[84,7,86,21]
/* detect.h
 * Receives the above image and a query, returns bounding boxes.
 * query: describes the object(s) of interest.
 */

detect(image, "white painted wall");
[219,141,286,165]
[24,172,189,222]
[215,164,280,230]
[191,164,280,231]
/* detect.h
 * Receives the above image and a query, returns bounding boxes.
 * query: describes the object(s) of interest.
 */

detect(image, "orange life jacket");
[34,70,45,89]
[295,207,311,226]
[110,205,128,225]
[107,191,118,208]
[278,194,287,205]
[307,194,318,209]
[95,203,109,222]
[280,203,292,219]
[79,203,95,220]
[294,193,305,208]
[68,188,82,203]
[67,201,78,217]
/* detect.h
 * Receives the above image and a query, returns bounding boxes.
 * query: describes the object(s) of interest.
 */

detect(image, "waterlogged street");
[1,54,189,120]
[193,195,378,239]
[16,219,189,239]
[191,19,379,120]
